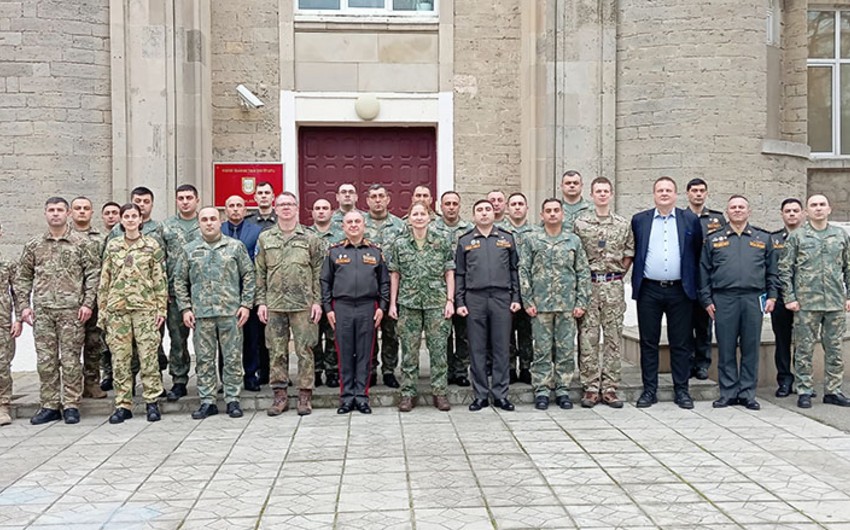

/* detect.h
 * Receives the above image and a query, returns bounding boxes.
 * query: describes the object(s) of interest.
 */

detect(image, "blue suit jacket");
[630,207,702,300]
[221,220,264,262]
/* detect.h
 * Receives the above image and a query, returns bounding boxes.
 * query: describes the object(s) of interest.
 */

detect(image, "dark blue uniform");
[691,208,726,376]
[699,224,778,404]
[320,239,389,409]
[242,211,275,385]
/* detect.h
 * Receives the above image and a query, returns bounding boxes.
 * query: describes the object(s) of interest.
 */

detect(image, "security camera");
[236,84,265,109]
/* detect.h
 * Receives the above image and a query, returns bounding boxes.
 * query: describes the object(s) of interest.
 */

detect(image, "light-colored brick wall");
[0,0,111,255]
[210,0,280,163]
[453,0,522,205]
[809,168,850,221]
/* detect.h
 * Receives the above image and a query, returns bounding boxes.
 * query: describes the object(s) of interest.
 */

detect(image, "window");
[296,0,437,15]
[807,10,850,155]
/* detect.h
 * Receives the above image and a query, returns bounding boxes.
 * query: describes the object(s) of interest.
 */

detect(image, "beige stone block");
[377,33,437,64]
[295,62,358,92]
[358,63,438,92]
[295,32,377,63]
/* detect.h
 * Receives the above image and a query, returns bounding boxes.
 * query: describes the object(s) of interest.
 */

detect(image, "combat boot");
[297,389,313,416]
[0,406,11,426]
[83,381,107,399]
[267,388,289,416]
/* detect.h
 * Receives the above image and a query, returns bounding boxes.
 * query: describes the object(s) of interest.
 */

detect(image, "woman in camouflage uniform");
[98,204,168,424]
[387,201,456,412]
[0,223,22,426]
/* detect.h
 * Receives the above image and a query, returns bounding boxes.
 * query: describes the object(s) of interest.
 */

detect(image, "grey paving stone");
[789,500,850,523]
[410,487,486,509]
[639,501,736,526]
[692,481,780,503]
[256,513,335,529]
[413,507,494,530]
[564,501,654,528]
[488,505,574,529]
[336,509,413,529]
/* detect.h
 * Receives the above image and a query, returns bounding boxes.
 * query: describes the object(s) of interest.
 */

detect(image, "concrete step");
[8,363,718,419]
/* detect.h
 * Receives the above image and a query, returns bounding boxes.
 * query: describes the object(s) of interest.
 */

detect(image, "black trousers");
[242,307,270,384]
[714,290,762,400]
[465,289,512,400]
[636,281,693,394]
[334,299,377,405]
[509,309,533,371]
[446,314,469,378]
[691,301,713,371]
[770,300,794,387]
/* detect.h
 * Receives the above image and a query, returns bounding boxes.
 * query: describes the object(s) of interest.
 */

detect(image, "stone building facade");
[0,0,844,258]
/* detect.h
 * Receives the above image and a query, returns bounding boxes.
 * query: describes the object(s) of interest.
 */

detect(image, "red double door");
[298,126,437,224]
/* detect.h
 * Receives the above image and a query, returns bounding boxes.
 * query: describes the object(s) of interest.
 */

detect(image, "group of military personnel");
[0,170,848,426]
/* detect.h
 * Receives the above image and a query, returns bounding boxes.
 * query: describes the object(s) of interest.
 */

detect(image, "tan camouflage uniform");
[76,225,106,389]
[255,224,323,390]
[98,235,167,409]
[573,212,635,394]
[0,260,18,410]
[16,227,99,410]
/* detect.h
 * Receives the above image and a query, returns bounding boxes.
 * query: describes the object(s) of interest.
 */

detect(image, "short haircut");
[176,184,198,197]
[101,201,120,212]
[368,183,387,194]
[487,189,505,198]
[561,169,582,182]
[131,186,154,200]
[312,198,332,208]
[653,176,677,192]
[276,191,298,204]
[440,190,460,202]
[541,198,562,211]
[781,198,803,210]
[507,192,527,204]
[256,181,275,193]
[727,194,749,204]
[71,196,92,206]
[686,178,708,191]
[198,205,220,217]
[590,177,612,192]
[473,199,493,210]
[44,197,69,208]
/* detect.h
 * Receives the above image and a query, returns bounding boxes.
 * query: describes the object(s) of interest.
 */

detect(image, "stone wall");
[0,0,110,253]
[452,0,522,204]
[210,0,280,163]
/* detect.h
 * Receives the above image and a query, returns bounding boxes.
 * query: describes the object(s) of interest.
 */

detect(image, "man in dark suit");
[630,176,702,409]
[221,195,264,391]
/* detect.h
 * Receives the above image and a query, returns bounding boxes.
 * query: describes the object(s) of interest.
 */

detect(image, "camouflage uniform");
[98,235,167,409]
[561,198,592,232]
[519,228,591,397]
[175,235,255,405]
[364,212,406,376]
[433,217,473,379]
[778,221,850,396]
[387,227,455,398]
[308,224,344,378]
[160,215,200,385]
[255,224,323,390]
[505,221,536,375]
[573,212,635,393]
[76,225,106,388]
[0,260,18,410]
[16,227,99,410]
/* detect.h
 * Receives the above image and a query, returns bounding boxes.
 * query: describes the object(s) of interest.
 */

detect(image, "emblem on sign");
[242,177,256,195]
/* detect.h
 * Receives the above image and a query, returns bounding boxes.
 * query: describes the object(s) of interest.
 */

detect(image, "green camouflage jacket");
[386,226,455,309]
[0,259,18,321]
[778,222,850,311]
[175,235,255,318]
[97,235,167,321]
[255,224,323,312]
[519,228,591,312]
[364,212,406,249]
[432,217,472,249]
[307,224,345,252]
[161,215,201,293]
[561,198,592,231]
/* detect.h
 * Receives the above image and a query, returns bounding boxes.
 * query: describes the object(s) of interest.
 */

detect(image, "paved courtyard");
[2,400,850,529]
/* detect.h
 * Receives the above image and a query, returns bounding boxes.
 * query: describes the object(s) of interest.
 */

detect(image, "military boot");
[297,389,313,416]
[267,388,289,416]
[0,406,11,426]
[83,382,107,399]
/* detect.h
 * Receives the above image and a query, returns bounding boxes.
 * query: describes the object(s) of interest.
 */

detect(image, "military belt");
[590,272,624,283]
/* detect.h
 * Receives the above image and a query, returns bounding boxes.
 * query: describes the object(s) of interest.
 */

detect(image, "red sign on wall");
[213,163,284,208]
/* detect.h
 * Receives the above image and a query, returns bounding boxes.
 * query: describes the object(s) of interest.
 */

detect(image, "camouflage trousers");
[446,314,469,378]
[578,279,626,393]
[531,312,577,397]
[510,309,533,371]
[312,314,337,374]
[34,307,84,409]
[794,310,846,395]
[83,306,105,385]
[194,316,243,404]
[166,296,191,385]
[0,325,15,407]
[398,307,451,398]
[267,310,318,390]
[105,310,164,409]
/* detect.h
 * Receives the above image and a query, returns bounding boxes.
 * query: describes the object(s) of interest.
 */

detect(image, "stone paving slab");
[1,398,849,529]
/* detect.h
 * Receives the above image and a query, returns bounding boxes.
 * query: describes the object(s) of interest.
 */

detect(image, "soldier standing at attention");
[161,184,201,403]
[700,195,778,410]
[101,202,121,233]
[0,222,22,426]
[520,199,590,410]
[176,207,255,419]
[560,170,592,231]
[221,195,264,392]
[434,191,472,387]
[245,181,278,230]
[308,198,342,389]
[686,178,726,380]
[488,190,508,229]
[770,198,805,398]
[778,194,850,409]
[99,204,167,424]
[331,183,363,229]
[388,201,455,412]
[505,192,534,385]
[256,192,324,416]
[574,177,634,408]
[70,196,108,400]
[321,211,390,415]
[363,184,406,388]
[17,197,99,425]
[456,200,522,412]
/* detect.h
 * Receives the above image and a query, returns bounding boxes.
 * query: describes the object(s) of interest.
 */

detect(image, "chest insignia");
[362,253,377,265]
[749,240,766,249]
[495,239,512,249]
[335,254,351,265]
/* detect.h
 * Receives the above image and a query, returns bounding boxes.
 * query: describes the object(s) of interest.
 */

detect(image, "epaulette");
[749,225,769,234]
[771,228,786,235]
[458,227,476,239]
[329,240,346,249]
[706,225,723,236]
[707,208,724,215]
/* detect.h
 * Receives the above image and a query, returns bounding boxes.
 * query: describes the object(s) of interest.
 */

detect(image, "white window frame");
[767,0,780,46]
[808,8,850,157]
[294,0,439,19]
